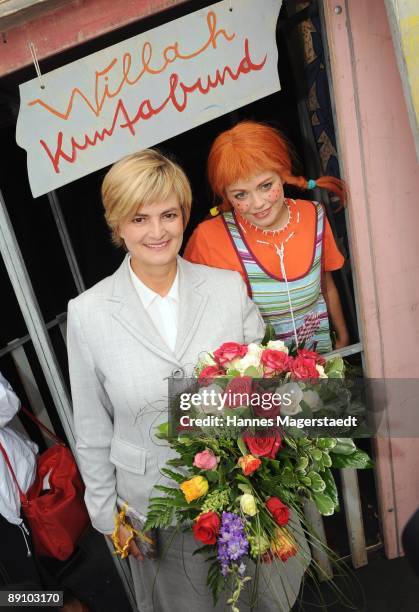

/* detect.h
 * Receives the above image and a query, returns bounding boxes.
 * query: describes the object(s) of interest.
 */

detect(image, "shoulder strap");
[20,406,65,447]
[0,440,27,502]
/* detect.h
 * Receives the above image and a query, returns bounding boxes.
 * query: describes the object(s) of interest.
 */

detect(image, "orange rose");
[238,454,262,476]
[180,476,209,503]
[270,528,298,562]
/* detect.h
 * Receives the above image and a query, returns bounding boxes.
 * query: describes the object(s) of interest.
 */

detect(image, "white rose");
[302,389,324,413]
[233,343,264,375]
[198,352,217,368]
[316,364,328,379]
[275,382,303,416]
[266,339,289,354]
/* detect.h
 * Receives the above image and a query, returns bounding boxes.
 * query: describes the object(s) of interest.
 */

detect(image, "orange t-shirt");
[183,199,344,281]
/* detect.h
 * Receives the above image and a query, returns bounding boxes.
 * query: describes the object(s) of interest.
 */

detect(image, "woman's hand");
[106,525,144,560]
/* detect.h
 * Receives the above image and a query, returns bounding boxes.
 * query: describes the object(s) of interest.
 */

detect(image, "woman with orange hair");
[184,121,349,353]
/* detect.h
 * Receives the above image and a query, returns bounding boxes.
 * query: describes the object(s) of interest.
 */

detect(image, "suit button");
[172,367,184,378]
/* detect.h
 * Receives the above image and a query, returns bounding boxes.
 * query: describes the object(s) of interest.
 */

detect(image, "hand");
[106,524,144,560]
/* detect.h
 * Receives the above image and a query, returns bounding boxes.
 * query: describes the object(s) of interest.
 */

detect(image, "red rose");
[243,430,282,458]
[266,497,290,526]
[289,355,319,380]
[213,342,248,367]
[261,349,290,377]
[251,387,281,419]
[198,365,224,384]
[297,348,326,366]
[223,376,253,408]
[192,511,220,545]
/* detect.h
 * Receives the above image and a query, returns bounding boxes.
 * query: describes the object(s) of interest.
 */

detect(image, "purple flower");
[217,512,249,575]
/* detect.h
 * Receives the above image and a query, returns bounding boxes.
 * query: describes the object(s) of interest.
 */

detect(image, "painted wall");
[323,0,419,557]
[384,0,419,159]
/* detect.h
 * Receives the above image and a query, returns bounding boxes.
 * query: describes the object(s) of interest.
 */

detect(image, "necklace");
[237,199,299,250]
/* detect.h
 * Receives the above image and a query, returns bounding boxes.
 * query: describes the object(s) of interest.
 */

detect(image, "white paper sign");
[16,0,282,197]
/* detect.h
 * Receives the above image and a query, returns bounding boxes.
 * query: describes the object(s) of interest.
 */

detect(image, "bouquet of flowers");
[144,330,372,610]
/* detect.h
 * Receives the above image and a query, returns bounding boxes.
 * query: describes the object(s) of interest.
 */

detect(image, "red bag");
[0,407,90,561]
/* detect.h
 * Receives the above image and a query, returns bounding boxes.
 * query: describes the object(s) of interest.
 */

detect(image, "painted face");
[225,171,286,230]
[118,194,184,275]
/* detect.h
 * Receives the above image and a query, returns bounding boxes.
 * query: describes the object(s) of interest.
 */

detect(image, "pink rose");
[193,449,218,470]
[297,348,326,366]
[213,342,248,367]
[261,349,290,377]
[289,355,319,380]
[198,365,224,385]
[223,376,253,408]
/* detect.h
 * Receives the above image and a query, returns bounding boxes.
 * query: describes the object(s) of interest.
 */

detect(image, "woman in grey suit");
[67,149,306,611]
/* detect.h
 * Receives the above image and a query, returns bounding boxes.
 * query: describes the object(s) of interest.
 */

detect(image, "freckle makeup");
[264,187,280,203]
[235,201,251,213]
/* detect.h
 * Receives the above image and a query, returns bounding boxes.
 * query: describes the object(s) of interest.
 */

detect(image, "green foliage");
[324,355,345,378]
[313,491,335,516]
[322,468,340,512]
[261,321,276,346]
[332,438,357,455]
[331,448,373,469]
[144,499,175,530]
[207,560,225,606]
[160,467,187,484]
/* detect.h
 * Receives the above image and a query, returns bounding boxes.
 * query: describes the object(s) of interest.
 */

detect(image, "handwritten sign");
[16,0,282,197]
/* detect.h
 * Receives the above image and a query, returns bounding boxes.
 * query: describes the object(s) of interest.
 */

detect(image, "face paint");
[226,171,286,231]
[235,201,251,213]
[264,187,281,203]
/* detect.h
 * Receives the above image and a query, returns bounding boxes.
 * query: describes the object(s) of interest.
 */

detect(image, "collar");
[128,257,179,309]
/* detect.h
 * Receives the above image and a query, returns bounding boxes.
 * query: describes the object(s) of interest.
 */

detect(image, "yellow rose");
[180,476,209,503]
[240,493,258,516]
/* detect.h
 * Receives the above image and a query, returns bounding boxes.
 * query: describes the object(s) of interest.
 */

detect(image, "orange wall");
[323,0,419,557]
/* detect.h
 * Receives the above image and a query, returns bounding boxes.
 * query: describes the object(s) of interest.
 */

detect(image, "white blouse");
[128,261,179,351]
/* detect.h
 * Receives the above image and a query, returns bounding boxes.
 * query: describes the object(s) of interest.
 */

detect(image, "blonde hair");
[102,149,192,247]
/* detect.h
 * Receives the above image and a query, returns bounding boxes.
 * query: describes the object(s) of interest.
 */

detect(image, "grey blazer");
[67,256,265,534]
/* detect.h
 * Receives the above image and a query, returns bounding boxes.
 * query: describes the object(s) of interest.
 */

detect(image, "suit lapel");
[107,256,180,366]
[175,258,208,361]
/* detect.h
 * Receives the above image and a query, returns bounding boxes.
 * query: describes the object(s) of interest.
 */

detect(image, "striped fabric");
[222,201,333,353]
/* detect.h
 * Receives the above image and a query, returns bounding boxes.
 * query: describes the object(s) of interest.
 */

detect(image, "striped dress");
[222,201,333,353]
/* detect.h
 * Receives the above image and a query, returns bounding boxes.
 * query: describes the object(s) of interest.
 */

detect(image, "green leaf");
[161,467,187,484]
[155,421,169,439]
[324,355,345,378]
[317,438,337,450]
[322,451,332,468]
[207,560,225,606]
[261,321,276,346]
[313,492,335,516]
[309,448,323,462]
[144,502,174,530]
[237,436,248,456]
[307,471,326,493]
[332,438,357,455]
[243,366,262,378]
[205,470,219,483]
[323,468,340,511]
[331,449,373,469]
[226,368,241,377]
[296,456,309,473]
